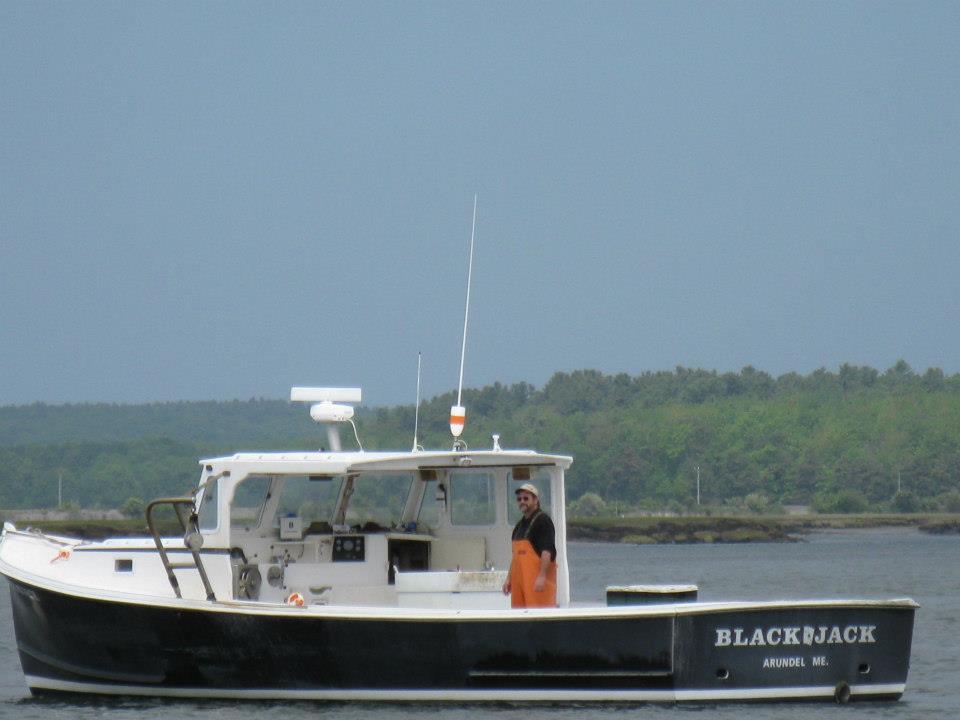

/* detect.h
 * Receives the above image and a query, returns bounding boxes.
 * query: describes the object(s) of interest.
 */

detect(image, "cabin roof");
[199,449,573,476]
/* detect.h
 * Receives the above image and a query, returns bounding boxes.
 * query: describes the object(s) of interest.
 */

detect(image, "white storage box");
[396,570,509,610]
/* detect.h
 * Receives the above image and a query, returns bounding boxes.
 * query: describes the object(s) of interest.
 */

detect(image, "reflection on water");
[0,529,955,719]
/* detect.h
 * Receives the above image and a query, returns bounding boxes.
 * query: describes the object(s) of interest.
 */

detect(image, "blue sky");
[2,2,958,406]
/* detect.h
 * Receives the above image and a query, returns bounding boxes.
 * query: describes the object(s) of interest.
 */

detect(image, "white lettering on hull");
[760,655,830,670]
[715,625,877,647]
[762,656,805,669]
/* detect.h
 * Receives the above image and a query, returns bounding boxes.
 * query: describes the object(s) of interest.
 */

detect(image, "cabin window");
[231,476,272,530]
[198,479,218,530]
[417,483,441,530]
[508,468,553,524]
[342,473,414,530]
[450,471,496,526]
[274,475,343,531]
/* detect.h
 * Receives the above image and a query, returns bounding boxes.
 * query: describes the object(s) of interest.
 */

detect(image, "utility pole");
[58,470,63,508]
[696,465,701,507]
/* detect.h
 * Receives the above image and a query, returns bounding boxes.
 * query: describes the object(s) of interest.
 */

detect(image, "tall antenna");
[412,352,423,451]
[457,194,478,406]
[450,194,477,446]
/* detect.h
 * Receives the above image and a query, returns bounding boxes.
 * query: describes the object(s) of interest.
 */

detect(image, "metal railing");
[146,497,216,601]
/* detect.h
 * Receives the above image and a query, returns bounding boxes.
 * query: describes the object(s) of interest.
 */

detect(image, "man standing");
[502,483,557,607]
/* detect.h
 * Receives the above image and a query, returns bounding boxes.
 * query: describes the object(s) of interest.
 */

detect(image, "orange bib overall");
[509,538,557,608]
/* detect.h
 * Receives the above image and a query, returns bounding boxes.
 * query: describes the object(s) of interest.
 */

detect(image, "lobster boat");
[0,387,916,702]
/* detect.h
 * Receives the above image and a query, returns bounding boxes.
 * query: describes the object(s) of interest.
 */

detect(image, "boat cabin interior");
[195,451,571,609]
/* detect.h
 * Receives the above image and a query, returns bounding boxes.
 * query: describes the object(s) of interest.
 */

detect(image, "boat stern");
[671,599,918,702]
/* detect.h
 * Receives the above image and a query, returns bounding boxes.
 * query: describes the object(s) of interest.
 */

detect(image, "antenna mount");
[291,387,363,452]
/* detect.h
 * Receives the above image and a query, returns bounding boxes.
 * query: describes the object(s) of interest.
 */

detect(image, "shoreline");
[567,514,960,544]
[2,513,958,544]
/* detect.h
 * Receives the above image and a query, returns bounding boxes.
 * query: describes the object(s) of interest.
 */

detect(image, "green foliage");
[1,361,959,512]
[892,490,920,513]
[60,499,82,519]
[568,492,608,517]
[744,492,771,515]
[0,438,201,509]
[121,496,146,518]
[939,490,960,513]
[816,489,871,514]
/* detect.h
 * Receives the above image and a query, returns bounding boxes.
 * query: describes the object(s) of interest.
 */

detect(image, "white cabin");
[190,448,573,608]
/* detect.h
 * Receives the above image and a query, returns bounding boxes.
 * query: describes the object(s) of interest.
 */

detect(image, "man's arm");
[533,550,551,592]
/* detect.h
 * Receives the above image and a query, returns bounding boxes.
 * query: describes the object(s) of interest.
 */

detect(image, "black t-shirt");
[512,510,556,562]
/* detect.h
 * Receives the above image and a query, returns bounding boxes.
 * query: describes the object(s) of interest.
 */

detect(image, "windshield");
[341,473,414,530]
[228,472,418,533]
[275,475,344,530]
[450,470,497,526]
[228,474,345,532]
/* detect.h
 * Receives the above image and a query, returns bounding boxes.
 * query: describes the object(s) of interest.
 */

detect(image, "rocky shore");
[568,514,960,544]
[568,517,797,544]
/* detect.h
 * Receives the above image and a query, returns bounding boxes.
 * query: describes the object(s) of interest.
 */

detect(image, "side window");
[450,471,496,526]
[508,469,553,524]
[231,476,272,530]
[198,479,218,530]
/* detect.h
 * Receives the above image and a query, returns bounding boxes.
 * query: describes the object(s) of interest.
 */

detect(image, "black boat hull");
[8,578,914,702]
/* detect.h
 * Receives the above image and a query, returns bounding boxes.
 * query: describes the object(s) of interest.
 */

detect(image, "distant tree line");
[2,361,960,513]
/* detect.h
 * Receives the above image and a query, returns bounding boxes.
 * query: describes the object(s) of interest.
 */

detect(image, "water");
[0,529,956,718]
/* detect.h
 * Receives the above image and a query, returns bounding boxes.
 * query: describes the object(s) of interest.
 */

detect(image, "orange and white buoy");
[285,592,305,607]
[450,404,466,438]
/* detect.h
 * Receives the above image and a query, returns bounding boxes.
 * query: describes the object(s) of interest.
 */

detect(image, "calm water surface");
[0,529,956,718]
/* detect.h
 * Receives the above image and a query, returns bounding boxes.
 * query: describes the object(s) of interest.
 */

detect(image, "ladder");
[146,497,216,601]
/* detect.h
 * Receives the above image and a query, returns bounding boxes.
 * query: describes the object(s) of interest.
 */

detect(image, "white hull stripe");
[24,676,905,702]
[675,683,905,701]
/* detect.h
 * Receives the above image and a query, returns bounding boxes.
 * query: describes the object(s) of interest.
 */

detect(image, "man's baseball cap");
[515,483,539,498]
